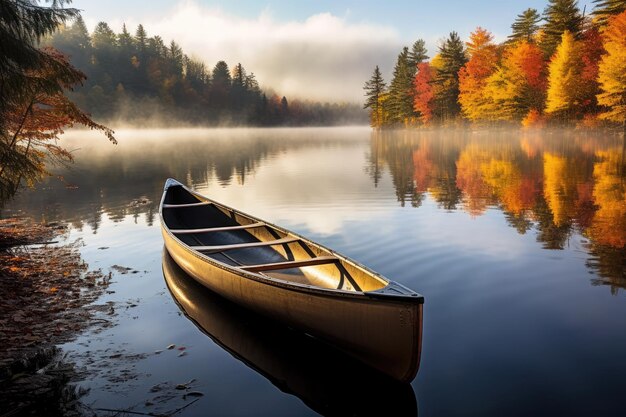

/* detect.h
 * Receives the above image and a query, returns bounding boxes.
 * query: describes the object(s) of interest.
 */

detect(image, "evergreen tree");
[592,0,626,25]
[408,39,429,74]
[541,0,584,57]
[433,32,467,122]
[212,61,231,88]
[118,23,133,53]
[168,41,184,77]
[388,47,415,125]
[508,8,542,43]
[231,63,247,113]
[135,24,148,55]
[363,65,387,128]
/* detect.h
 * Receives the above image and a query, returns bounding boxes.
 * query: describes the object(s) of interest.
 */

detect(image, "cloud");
[87,1,403,103]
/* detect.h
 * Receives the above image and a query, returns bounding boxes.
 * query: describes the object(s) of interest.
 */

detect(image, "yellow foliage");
[545,31,583,115]
[589,148,626,247]
[597,11,626,123]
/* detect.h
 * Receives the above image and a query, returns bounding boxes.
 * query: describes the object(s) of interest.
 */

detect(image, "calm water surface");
[2,127,625,416]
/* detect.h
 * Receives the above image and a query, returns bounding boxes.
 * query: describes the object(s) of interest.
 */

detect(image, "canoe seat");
[170,222,265,234]
[163,201,213,208]
[192,236,299,253]
[239,256,339,273]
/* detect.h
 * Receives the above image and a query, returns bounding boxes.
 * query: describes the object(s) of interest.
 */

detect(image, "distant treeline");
[47,19,366,126]
[364,0,626,129]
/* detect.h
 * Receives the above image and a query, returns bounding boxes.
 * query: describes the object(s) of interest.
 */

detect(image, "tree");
[413,62,435,124]
[432,32,467,122]
[508,8,542,43]
[579,27,605,112]
[0,1,114,201]
[408,39,429,74]
[388,47,415,125]
[458,27,499,121]
[135,24,147,52]
[545,31,584,118]
[541,0,584,58]
[483,41,547,122]
[592,0,626,26]
[363,66,387,128]
[596,10,626,126]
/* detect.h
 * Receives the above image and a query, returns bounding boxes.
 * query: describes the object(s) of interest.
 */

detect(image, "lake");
[2,127,625,416]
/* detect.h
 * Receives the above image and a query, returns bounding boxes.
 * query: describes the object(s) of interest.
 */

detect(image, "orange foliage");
[522,109,546,128]
[412,147,433,192]
[413,62,434,124]
[458,28,499,121]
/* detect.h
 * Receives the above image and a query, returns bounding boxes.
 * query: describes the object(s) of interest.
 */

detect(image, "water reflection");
[162,250,418,417]
[3,127,624,292]
[369,130,626,291]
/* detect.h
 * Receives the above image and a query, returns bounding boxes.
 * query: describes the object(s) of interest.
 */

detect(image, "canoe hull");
[162,228,422,382]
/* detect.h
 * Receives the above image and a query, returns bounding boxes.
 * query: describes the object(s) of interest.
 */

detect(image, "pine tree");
[363,66,387,128]
[135,24,148,55]
[388,47,416,125]
[596,10,626,126]
[433,32,467,122]
[408,39,429,74]
[541,0,584,58]
[592,0,626,25]
[508,8,542,43]
[545,31,583,118]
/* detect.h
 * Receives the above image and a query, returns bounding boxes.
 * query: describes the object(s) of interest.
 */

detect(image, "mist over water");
[2,127,625,416]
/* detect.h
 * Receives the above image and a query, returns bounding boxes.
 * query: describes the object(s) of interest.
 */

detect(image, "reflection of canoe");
[159,178,424,382]
[162,251,418,417]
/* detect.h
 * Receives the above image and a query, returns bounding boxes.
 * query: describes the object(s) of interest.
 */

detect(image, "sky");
[70,0,596,103]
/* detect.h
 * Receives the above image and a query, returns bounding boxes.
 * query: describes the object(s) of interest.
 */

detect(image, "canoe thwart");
[163,201,213,208]
[193,236,299,253]
[239,256,339,272]
[171,222,265,234]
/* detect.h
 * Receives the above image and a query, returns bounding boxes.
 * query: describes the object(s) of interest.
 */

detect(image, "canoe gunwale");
[159,178,424,304]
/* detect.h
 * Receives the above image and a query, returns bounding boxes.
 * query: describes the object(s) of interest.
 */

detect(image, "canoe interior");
[162,185,388,292]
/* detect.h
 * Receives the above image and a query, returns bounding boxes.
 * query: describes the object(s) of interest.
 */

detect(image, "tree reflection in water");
[368,130,625,292]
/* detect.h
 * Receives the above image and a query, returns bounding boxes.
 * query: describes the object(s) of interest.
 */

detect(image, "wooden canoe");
[159,178,424,382]
[163,250,418,416]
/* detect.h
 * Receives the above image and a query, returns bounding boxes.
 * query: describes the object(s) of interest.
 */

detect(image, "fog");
[85,1,404,103]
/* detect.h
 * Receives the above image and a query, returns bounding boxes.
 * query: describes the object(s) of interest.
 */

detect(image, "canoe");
[163,250,418,416]
[159,178,424,382]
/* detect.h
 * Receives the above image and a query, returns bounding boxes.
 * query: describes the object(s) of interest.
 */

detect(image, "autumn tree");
[413,62,435,124]
[432,32,467,122]
[541,0,584,57]
[592,0,626,25]
[0,1,115,201]
[483,41,546,122]
[545,31,584,119]
[596,10,626,127]
[458,27,499,122]
[508,8,542,43]
[578,26,605,113]
[363,66,387,128]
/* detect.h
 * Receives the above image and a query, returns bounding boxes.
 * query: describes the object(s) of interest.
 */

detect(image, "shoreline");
[0,218,112,415]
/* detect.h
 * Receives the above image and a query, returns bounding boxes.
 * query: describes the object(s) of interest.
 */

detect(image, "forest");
[46,19,366,126]
[364,0,626,129]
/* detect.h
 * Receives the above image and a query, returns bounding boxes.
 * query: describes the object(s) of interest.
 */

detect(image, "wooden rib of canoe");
[159,178,424,382]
